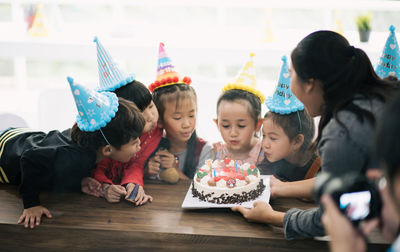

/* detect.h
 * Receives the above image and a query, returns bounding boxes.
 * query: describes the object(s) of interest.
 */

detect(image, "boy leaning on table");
[0,77,144,229]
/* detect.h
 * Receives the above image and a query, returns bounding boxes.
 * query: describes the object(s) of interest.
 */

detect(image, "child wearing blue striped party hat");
[0,77,145,229]
[92,37,162,202]
[260,56,320,199]
[375,25,400,79]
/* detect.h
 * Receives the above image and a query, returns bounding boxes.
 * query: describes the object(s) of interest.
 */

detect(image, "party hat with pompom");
[94,36,135,92]
[222,52,265,103]
[265,56,304,114]
[375,25,400,79]
[67,76,119,132]
[148,42,191,92]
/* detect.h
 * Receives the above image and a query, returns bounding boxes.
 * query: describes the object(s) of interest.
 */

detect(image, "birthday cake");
[192,158,265,204]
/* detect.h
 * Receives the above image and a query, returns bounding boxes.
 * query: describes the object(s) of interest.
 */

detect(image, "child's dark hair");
[152,84,199,177]
[71,97,145,151]
[291,30,396,148]
[216,89,261,126]
[113,80,152,112]
[264,110,314,151]
[376,91,400,185]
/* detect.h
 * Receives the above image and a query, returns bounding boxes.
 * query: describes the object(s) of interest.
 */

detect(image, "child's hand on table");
[103,184,126,203]
[81,177,104,197]
[125,183,153,206]
[18,205,52,229]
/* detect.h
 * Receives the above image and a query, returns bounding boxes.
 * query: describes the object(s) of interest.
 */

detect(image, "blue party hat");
[94,36,135,92]
[67,76,119,132]
[375,25,400,79]
[265,56,304,114]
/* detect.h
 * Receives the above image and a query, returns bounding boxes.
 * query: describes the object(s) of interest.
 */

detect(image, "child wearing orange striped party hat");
[147,42,213,181]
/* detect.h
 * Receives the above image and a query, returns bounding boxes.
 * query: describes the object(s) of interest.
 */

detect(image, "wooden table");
[0,180,389,251]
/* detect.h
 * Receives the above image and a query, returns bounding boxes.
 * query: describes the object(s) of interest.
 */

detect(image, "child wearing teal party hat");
[0,77,145,229]
[375,25,400,79]
[148,42,213,181]
[90,37,160,204]
[261,56,320,199]
[213,52,265,166]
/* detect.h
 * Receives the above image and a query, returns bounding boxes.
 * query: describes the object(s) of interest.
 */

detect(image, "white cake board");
[181,175,270,209]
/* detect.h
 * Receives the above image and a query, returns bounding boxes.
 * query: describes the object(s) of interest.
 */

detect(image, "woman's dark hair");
[152,84,199,177]
[113,80,152,112]
[264,110,314,152]
[291,30,395,148]
[376,91,400,184]
[71,97,145,151]
[216,89,261,126]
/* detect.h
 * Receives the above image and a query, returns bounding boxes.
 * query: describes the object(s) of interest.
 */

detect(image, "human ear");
[101,145,113,157]
[292,134,304,151]
[304,78,316,94]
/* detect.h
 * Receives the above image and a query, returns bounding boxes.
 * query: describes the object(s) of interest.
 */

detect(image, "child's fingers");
[113,185,127,195]
[43,208,52,219]
[29,216,35,229]
[148,195,153,202]
[18,213,25,224]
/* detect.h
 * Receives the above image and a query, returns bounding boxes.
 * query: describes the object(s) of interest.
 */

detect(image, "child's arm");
[270,175,315,199]
[125,183,153,206]
[17,205,52,229]
[102,183,127,203]
[92,158,114,186]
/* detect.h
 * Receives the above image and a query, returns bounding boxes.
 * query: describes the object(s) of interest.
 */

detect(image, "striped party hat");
[148,42,191,92]
[265,56,304,114]
[375,25,400,79]
[67,76,119,132]
[94,36,135,92]
[222,53,265,103]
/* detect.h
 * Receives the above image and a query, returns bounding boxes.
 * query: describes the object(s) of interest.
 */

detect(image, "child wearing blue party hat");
[375,25,400,79]
[213,53,265,165]
[0,77,145,229]
[260,56,320,199]
[91,37,162,203]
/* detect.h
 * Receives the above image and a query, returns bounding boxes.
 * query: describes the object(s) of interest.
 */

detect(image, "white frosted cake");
[192,158,265,204]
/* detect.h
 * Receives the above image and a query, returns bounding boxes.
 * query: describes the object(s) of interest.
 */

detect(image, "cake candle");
[235,162,238,172]
[213,168,216,178]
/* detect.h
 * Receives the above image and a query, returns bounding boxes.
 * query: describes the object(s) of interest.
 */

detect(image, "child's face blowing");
[161,97,197,145]
[216,100,258,155]
[142,101,159,133]
[261,118,296,163]
[109,138,141,163]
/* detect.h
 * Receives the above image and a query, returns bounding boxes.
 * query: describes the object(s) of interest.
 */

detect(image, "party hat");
[148,42,191,92]
[67,76,119,132]
[94,36,135,92]
[222,53,265,103]
[265,56,304,114]
[375,25,400,79]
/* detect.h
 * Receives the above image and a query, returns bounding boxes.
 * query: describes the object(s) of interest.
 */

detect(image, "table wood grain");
[0,180,389,251]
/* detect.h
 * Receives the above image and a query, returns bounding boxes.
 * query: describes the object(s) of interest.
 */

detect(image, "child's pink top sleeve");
[121,126,163,186]
[92,157,114,185]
